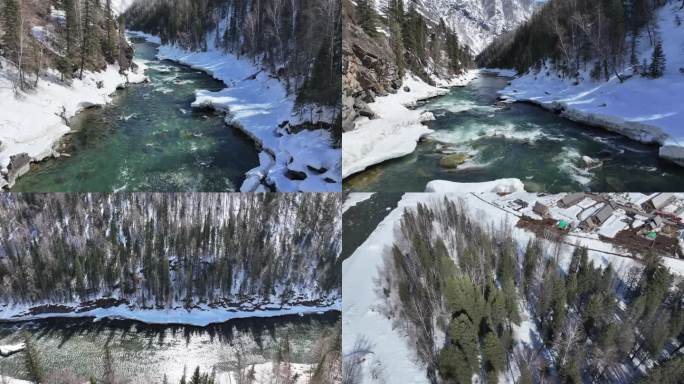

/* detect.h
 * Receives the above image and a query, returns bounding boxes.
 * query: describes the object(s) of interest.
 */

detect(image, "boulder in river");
[7,153,32,187]
[439,153,468,169]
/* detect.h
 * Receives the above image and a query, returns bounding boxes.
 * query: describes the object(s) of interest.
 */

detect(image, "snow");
[342,71,477,179]
[343,194,436,384]
[0,59,148,189]
[128,31,341,192]
[218,362,315,384]
[0,377,32,384]
[0,343,25,356]
[343,193,375,213]
[425,178,526,193]
[0,303,340,328]
[346,189,684,383]
[499,2,684,166]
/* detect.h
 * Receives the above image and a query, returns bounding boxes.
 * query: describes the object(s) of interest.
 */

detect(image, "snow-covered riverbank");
[0,61,148,190]
[0,300,341,327]
[342,70,478,179]
[128,31,341,192]
[343,187,684,383]
[498,1,684,167]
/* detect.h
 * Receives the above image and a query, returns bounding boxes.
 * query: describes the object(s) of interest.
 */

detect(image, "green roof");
[558,220,569,229]
[646,231,657,240]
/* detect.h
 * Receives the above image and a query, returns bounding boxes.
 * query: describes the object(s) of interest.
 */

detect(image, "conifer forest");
[2,0,684,383]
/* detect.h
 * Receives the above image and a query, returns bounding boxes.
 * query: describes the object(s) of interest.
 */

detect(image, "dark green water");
[341,193,401,262]
[11,37,259,192]
[0,312,339,383]
[345,73,684,193]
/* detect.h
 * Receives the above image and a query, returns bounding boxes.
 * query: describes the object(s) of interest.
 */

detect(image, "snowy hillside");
[413,0,539,54]
[111,0,136,14]
[498,1,684,167]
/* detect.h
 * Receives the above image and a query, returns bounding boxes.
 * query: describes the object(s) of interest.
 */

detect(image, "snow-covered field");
[499,2,684,166]
[343,186,684,383]
[342,71,477,179]
[129,30,341,192]
[0,302,341,327]
[0,61,147,189]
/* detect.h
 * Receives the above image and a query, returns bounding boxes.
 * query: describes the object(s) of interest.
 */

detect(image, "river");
[11,36,259,192]
[345,73,684,193]
[0,312,339,383]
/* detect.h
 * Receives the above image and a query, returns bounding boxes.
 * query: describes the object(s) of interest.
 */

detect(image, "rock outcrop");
[6,153,31,189]
[342,0,400,132]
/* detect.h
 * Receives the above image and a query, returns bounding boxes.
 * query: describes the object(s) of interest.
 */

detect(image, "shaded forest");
[0,0,134,93]
[0,193,341,308]
[478,0,671,80]
[370,197,683,384]
[124,0,341,113]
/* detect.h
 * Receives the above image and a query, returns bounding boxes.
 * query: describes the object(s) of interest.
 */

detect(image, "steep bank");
[130,31,342,192]
[491,1,684,167]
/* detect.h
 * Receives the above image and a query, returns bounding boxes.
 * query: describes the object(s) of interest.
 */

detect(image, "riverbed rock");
[6,153,31,187]
[439,153,468,169]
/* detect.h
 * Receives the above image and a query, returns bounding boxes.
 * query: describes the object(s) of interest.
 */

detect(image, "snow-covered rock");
[0,343,25,357]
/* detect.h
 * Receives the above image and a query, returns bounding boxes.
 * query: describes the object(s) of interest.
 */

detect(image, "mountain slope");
[412,0,539,54]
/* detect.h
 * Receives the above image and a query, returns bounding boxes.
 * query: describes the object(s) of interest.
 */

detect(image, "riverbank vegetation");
[124,0,341,120]
[0,0,133,93]
[478,0,672,80]
[0,193,341,309]
[377,197,683,383]
[351,0,472,84]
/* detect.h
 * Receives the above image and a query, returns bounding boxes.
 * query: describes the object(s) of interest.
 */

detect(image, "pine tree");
[356,0,377,37]
[102,345,115,384]
[482,332,506,378]
[79,0,103,79]
[22,331,44,384]
[649,40,666,78]
[386,0,405,78]
[190,366,201,384]
[104,0,117,63]
[1,0,21,65]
